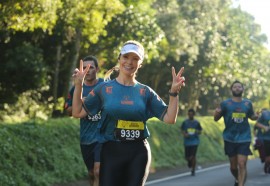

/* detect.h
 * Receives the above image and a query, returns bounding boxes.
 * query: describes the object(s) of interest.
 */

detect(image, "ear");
[138,63,142,68]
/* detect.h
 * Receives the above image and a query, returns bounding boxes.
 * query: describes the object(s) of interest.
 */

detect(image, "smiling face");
[118,52,142,77]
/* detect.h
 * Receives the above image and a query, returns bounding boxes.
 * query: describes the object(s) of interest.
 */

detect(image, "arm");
[249,113,258,121]
[181,130,189,137]
[163,67,185,124]
[253,126,257,137]
[181,123,189,137]
[214,106,222,121]
[66,106,72,116]
[64,89,74,116]
[197,122,202,135]
[72,60,88,118]
[255,122,269,132]
[249,103,259,121]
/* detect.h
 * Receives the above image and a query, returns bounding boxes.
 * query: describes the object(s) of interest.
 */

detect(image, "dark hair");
[188,108,195,114]
[230,80,243,90]
[82,55,98,68]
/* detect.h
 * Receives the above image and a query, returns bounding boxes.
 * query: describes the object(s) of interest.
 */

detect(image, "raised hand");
[72,60,91,86]
[170,67,185,93]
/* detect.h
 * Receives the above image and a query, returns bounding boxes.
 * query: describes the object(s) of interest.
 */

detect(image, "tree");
[0,0,60,106]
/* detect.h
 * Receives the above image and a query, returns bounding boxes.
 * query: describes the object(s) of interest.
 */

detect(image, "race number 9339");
[115,120,145,141]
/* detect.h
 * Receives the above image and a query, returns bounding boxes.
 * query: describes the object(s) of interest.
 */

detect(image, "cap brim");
[121,50,143,60]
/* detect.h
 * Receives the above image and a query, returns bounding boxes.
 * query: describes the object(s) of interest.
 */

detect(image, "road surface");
[146,159,269,186]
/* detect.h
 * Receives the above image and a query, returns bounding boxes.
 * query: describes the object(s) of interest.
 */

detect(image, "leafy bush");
[0,118,86,186]
[0,88,67,123]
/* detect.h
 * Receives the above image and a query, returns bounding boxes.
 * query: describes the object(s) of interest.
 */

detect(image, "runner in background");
[253,109,266,163]
[214,80,258,186]
[255,109,270,174]
[65,55,103,186]
[181,108,203,176]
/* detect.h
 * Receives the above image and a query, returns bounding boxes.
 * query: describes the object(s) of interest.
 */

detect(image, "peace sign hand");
[72,60,91,86]
[170,67,185,94]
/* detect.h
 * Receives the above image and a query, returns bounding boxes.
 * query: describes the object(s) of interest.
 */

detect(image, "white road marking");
[145,163,230,185]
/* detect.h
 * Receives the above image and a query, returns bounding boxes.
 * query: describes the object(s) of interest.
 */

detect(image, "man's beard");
[232,91,243,97]
[85,74,95,81]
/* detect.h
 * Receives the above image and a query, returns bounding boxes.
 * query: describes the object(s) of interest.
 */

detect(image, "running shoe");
[264,163,270,174]
[234,180,238,186]
[191,170,195,176]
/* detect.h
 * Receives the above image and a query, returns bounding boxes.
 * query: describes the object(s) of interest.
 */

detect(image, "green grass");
[0,118,86,186]
[0,116,258,185]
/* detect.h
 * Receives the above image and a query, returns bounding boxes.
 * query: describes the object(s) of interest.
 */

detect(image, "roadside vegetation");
[0,117,258,186]
[0,0,267,185]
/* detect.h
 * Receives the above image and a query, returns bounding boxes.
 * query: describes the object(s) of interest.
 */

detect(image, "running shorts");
[224,141,252,157]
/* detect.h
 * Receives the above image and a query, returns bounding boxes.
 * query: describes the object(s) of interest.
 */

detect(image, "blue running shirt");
[65,78,104,144]
[220,98,255,143]
[181,119,202,146]
[257,110,270,141]
[83,79,168,142]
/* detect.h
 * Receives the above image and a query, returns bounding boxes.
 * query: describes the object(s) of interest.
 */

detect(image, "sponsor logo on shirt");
[140,88,146,96]
[89,90,95,96]
[121,96,134,105]
[106,86,113,94]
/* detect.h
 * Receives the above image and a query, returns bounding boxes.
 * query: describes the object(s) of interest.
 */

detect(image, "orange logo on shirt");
[89,90,95,96]
[140,88,146,96]
[106,86,113,94]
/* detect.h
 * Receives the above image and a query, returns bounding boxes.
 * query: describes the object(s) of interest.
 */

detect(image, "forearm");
[255,122,267,130]
[250,114,258,121]
[72,84,85,118]
[214,110,222,121]
[65,107,72,116]
[163,95,179,124]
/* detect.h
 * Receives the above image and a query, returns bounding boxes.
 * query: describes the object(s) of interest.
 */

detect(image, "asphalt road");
[146,159,269,186]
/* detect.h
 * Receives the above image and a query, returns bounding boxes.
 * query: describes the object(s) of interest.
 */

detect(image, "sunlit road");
[146,159,269,186]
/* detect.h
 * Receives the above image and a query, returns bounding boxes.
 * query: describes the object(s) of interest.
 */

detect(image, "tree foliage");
[0,0,60,33]
[1,0,270,118]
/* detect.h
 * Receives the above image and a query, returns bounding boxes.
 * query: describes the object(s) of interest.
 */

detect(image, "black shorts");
[263,140,270,156]
[80,142,102,171]
[184,145,198,159]
[224,141,252,157]
[100,140,151,186]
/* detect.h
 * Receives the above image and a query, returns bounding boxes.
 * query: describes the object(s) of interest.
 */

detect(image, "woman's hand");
[170,67,185,94]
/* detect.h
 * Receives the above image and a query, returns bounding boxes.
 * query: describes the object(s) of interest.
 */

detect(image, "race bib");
[114,120,145,141]
[187,128,196,135]
[232,112,246,123]
[86,113,101,121]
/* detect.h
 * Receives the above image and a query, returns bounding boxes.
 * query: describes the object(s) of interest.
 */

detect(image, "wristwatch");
[169,90,178,97]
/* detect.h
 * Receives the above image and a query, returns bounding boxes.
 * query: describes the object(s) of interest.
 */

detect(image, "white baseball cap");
[120,43,144,61]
